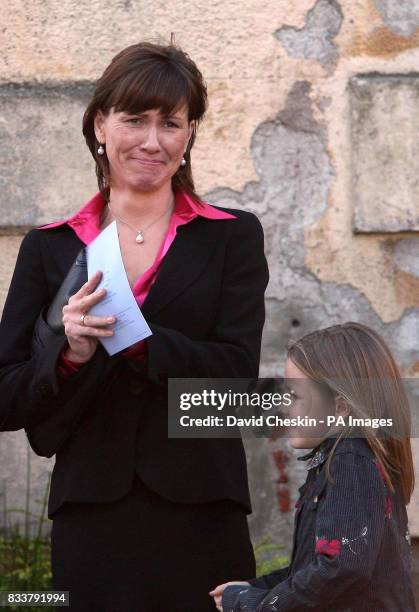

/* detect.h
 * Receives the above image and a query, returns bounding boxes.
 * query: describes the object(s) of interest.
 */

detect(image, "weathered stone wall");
[0,0,418,556]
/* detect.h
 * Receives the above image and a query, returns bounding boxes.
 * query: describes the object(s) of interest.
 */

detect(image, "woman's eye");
[126,117,143,124]
[164,120,179,128]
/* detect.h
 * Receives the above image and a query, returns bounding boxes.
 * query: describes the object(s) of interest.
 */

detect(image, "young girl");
[210,322,416,611]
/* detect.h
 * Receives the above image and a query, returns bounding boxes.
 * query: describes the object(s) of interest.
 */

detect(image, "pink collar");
[37,190,236,244]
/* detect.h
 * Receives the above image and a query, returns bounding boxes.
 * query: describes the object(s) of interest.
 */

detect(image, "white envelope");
[86,221,153,356]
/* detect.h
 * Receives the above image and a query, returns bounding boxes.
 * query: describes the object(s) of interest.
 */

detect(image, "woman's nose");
[141,125,161,152]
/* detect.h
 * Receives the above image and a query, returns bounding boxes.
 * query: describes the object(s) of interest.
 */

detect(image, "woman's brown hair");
[287,322,415,504]
[82,40,207,203]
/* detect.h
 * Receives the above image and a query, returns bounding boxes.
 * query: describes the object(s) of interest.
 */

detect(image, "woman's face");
[94,104,193,193]
[284,357,334,449]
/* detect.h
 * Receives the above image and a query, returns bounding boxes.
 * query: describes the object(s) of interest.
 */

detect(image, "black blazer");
[0,206,269,519]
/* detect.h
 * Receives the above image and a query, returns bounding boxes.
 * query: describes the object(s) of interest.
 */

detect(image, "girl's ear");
[335,395,350,418]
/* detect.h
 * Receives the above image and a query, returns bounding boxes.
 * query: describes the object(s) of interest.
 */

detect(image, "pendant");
[135,231,144,244]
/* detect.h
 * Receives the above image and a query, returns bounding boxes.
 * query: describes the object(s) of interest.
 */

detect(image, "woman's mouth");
[130,158,164,166]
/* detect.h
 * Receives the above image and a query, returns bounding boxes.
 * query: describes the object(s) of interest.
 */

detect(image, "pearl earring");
[97,144,105,155]
[181,157,186,166]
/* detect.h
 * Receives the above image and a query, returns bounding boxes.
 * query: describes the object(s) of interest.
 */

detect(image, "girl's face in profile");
[284,357,335,449]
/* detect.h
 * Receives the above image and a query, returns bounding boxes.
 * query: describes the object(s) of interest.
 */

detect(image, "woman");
[0,42,269,610]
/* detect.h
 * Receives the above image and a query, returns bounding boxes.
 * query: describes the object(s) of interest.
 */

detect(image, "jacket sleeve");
[247,567,290,589]
[0,229,118,436]
[220,567,290,610]
[143,213,269,386]
[222,453,386,612]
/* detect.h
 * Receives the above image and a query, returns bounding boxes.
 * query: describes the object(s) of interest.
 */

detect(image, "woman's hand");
[62,270,116,364]
[209,581,250,611]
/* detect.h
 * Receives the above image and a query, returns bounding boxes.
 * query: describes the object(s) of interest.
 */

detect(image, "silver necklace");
[107,199,174,244]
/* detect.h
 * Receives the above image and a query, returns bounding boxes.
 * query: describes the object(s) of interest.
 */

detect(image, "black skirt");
[51,475,255,611]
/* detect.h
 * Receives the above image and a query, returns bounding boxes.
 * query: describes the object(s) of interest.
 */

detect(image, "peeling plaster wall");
[374,0,419,37]
[276,0,344,72]
[0,0,418,568]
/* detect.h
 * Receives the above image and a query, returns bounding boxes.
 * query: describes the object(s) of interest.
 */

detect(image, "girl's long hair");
[287,322,414,504]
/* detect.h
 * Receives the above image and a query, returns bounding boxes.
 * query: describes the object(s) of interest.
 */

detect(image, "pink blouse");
[37,190,236,375]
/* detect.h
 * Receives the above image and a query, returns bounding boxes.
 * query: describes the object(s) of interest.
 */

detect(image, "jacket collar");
[297,435,337,471]
[36,192,237,321]
[36,189,235,243]
[297,435,374,471]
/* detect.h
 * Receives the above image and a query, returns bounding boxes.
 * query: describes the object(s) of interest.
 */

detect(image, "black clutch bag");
[31,247,88,352]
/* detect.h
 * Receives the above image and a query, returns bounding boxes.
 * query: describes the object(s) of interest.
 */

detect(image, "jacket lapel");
[141,217,220,319]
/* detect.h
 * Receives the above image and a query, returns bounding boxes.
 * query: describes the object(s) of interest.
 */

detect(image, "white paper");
[86,221,152,356]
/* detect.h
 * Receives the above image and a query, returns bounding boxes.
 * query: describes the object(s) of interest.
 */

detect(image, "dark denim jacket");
[222,436,416,612]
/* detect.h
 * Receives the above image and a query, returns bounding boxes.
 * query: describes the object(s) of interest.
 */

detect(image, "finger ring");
[80,314,87,326]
